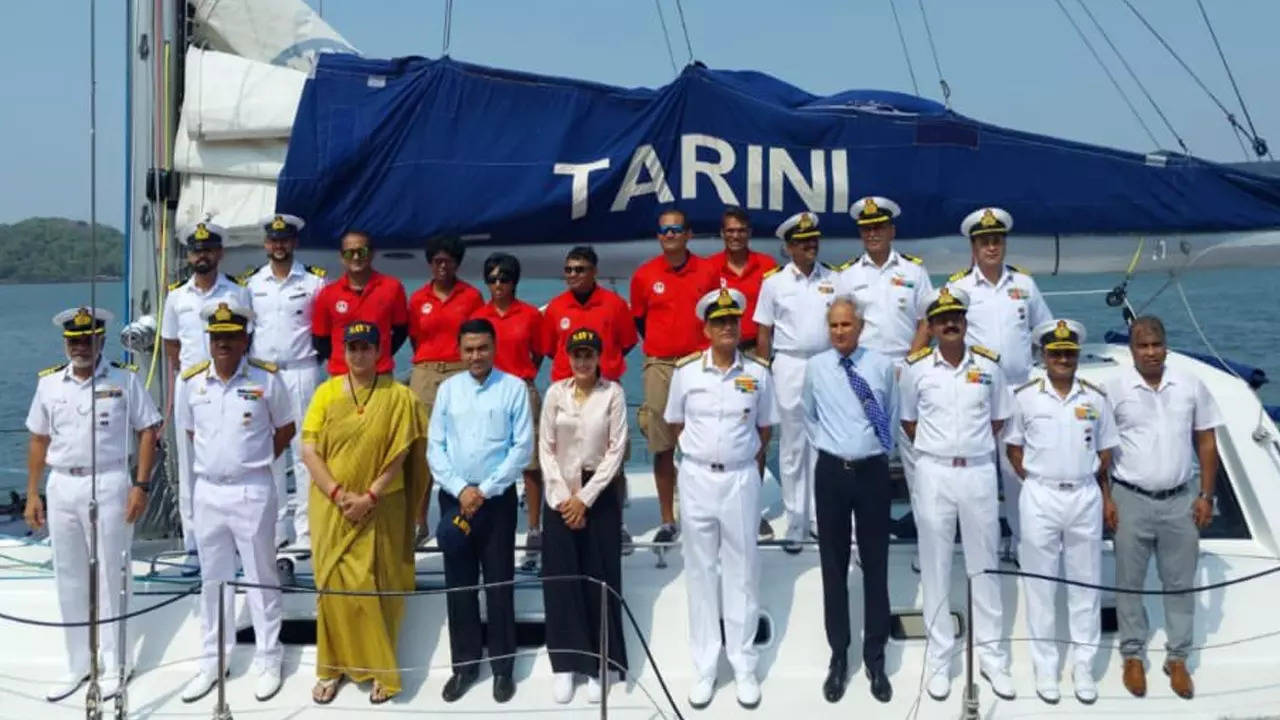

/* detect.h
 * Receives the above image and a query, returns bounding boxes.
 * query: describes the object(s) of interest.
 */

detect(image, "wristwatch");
[1197,490,1213,502]
[131,480,151,493]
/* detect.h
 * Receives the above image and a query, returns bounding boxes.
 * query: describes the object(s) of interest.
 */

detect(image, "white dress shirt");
[1005,378,1120,482]
[947,265,1052,383]
[25,359,162,470]
[161,274,253,370]
[899,346,1012,458]
[837,250,934,358]
[664,350,779,465]
[1104,365,1224,491]
[180,359,294,479]
[539,378,628,508]
[245,262,327,366]
[752,262,840,354]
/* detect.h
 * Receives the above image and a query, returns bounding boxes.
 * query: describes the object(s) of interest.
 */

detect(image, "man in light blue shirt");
[428,317,532,705]
[801,296,897,704]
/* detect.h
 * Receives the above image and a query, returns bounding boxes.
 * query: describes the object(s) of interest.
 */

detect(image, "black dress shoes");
[441,671,477,702]
[493,674,516,703]
[823,655,848,703]
[867,666,893,703]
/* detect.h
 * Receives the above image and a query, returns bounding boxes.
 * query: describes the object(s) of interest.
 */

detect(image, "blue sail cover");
[277,55,1280,248]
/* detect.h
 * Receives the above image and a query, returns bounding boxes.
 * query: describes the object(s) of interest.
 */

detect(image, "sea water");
[0,266,1275,491]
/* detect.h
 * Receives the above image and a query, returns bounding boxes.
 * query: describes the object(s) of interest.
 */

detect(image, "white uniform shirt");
[245,262,327,365]
[25,360,162,470]
[1005,378,1120,482]
[180,359,294,479]
[837,250,934,358]
[899,346,1012,458]
[947,265,1052,383]
[1104,365,1224,491]
[663,350,779,465]
[752,262,840,354]
[161,274,253,370]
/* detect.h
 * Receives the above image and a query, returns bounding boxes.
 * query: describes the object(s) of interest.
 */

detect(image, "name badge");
[818,283,835,294]
[94,388,123,399]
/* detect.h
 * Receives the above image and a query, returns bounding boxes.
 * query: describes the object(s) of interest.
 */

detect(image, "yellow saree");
[302,374,428,692]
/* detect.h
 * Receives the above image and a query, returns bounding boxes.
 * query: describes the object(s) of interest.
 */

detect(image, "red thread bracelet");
[329,485,341,502]
[367,489,379,505]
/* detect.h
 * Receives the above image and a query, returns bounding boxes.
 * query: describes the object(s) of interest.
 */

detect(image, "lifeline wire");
[1197,0,1269,159]
[915,0,950,108]
[653,0,679,76]
[672,0,694,64]
[887,0,920,96]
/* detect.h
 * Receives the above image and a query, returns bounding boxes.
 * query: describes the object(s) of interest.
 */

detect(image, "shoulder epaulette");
[225,272,244,286]
[248,358,279,373]
[168,279,185,292]
[970,345,1000,363]
[110,360,139,372]
[1080,378,1107,397]
[38,363,67,378]
[675,351,702,368]
[235,265,262,285]
[900,252,924,265]
[180,360,210,381]
[1006,264,1031,275]
[820,261,836,271]
[305,264,327,278]
[762,266,782,279]
[1015,378,1042,394]
[744,352,771,369]
[906,346,933,365]
[835,256,858,272]
[948,268,971,283]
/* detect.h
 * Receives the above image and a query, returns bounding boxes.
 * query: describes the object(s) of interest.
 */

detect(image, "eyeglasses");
[487,273,514,284]
[658,224,686,235]
[563,265,592,275]
[340,247,370,261]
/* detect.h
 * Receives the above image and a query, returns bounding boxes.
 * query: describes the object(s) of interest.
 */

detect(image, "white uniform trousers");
[173,377,198,552]
[771,351,815,541]
[1018,478,1102,678]
[46,468,133,675]
[913,454,1008,674]
[269,363,321,545]
[679,458,761,679]
[193,470,283,674]
[998,446,1021,547]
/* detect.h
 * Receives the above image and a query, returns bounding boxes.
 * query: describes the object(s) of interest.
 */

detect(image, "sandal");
[369,680,397,705]
[312,677,341,704]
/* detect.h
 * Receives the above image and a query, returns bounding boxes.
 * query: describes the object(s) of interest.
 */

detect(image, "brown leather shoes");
[1122,658,1146,697]
[1164,660,1194,699]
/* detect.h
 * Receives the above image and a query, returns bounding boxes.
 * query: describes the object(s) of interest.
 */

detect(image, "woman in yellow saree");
[301,321,428,704]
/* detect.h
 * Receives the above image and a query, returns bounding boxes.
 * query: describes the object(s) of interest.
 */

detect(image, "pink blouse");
[539,377,628,508]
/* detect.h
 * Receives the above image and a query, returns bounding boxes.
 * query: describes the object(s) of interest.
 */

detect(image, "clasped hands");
[458,486,486,519]
[332,487,377,523]
[556,495,588,530]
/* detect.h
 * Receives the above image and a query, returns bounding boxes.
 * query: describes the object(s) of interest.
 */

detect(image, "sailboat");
[4,0,1280,717]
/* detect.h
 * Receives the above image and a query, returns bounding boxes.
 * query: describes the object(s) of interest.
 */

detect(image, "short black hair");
[425,234,466,263]
[658,206,688,226]
[1129,315,1166,344]
[721,205,750,227]
[341,230,373,249]
[565,245,598,267]
[483,252,521,285]
[457,317,496,343]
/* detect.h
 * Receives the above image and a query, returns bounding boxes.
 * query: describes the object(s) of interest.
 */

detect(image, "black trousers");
[541,473,628,675]
[439,485,517,676]
[815,450,891,671]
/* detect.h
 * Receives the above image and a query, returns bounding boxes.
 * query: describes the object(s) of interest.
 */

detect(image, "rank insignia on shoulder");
[38,362,68,377]
[762,266,782,279]
[970,345,1000,362]
[1006,264,1031,275]
[224,273,242,286]
[906,346,933,365]
[181,360,210,380]
[820,261,836,271]
[168,279,185,292]
[248,358,279,373]
[305,264,327,278]
[1079,378,1107,396]
[948,268,971,283]
[110,360,139,372]
[1015,378,1042,394]
[675,352,701,368]
[900,252,924,265]
[835,257,857,272]
[744,352,771,368]
[235,266,260,285]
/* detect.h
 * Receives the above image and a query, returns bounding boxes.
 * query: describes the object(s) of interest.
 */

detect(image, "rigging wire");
[915,0,950,108]
[1076,0,1189,155]
[441,0,453,56]
[888,0,920,96]
[1195,0,1270,159]
[672,0,694,64]
[653,0,679,76]
[1054,0,1159,150]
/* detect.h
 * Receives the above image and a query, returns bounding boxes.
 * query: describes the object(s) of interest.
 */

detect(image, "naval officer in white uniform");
[179,300,294,704]
[162,221,252,556]
[1005,319,1118,705]
[752,211,839,551]
[24,307,162,702]
[242,213,327,548]
[945,207,1052,559]
[899,287,1016,702]
[665,287,778,710]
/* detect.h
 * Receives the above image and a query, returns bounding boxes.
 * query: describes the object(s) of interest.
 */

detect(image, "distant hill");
[0,217,124,282]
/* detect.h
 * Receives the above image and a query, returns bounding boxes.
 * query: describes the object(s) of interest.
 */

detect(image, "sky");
[1,0,1277,229]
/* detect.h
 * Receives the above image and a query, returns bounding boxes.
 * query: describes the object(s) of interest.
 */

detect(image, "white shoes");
[926,669,951,700]
[735,673,761,708]
[255,666,283,701]
[45,672,88,702]
[552,672,575,704]
[1035,675,1061,704]
[586,674,603,703]
[981,668,1017,700]
[688,676,716,708]
[99,669,131,701]
[1073,665,1098,704]
[181,669,221,703]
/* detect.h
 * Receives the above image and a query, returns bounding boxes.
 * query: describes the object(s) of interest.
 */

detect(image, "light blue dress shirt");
[427,368,533,498]
[802,346,897,460]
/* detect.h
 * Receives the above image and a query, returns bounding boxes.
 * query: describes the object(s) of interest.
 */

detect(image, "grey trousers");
[1113,482,1199,660]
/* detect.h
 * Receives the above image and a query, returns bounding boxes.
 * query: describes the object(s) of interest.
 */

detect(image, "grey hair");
[1129,315,1166,344]
[828,294,862,320]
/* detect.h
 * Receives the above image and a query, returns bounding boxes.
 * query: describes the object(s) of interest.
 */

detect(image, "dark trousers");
[541,473,628,675]
[815,450,891,671]
[439,485,517,676]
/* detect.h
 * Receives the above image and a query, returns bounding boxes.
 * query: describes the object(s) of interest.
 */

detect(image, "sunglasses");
[487,273,515,284]
[658,224,686,235]
[563,265,592,275]
[340,247,370,260]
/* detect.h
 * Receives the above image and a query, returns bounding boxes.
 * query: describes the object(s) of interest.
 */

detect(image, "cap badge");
[716,288,734,308]
[863,197,880,216]
[1054,320,1071,340]
[571,330,594,343]
[797,213,814,230]
[194,223,211,241]
[271,216,287,231]
[979,209,999,228]
[213,303,233,323]
[72,308,93,327]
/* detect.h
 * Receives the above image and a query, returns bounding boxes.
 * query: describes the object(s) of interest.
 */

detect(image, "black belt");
[818,449,885,471]
[1113,478,1187,501]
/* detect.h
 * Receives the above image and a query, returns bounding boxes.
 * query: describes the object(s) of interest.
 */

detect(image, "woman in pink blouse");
[539,327,629,704]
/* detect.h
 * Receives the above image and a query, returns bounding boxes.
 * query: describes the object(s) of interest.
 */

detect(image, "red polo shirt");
[629,253,720,357]
[707,249,778,342]
[312,270,409,375]
[542,285,637,381]
[408,280,485,363]
[470,299,546,381]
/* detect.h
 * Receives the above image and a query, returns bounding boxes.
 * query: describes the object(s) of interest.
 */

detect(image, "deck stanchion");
[113,544,130,720]
[599,578,609,719]
[960,576,979,720]
[212,582,232,720]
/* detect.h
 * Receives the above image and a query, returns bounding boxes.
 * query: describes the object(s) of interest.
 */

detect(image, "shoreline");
[0,276,123,286]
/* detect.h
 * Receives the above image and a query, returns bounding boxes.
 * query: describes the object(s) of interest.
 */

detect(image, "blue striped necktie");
[838,355,891,453]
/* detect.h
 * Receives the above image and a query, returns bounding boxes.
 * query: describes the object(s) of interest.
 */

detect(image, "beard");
[65,348,95,369]
[192,258,215,274]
